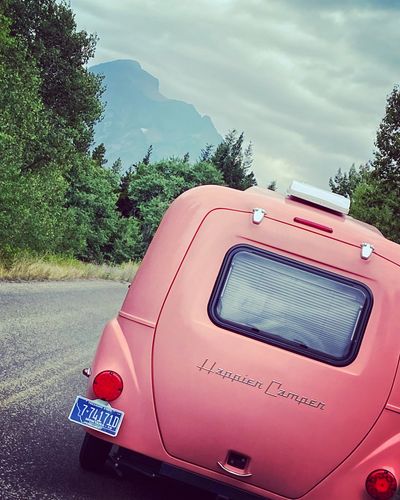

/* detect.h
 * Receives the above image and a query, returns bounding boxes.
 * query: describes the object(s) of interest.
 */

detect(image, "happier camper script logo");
[196,359,326,411]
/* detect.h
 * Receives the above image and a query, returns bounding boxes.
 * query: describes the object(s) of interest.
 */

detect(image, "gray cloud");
[71,0,399,190]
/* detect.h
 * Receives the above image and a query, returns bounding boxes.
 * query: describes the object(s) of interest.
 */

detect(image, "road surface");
[0,281,213,500]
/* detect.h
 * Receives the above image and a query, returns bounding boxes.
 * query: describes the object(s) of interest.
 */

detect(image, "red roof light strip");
[293,217,333,233]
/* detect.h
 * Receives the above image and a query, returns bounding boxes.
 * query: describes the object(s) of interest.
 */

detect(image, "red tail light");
[93,370,123,402]
[366,469,397,500]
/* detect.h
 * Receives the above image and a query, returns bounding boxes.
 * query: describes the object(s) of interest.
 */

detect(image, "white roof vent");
[287,180,350,215]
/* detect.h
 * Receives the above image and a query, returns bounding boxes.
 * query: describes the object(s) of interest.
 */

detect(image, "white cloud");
[71,0,399,190]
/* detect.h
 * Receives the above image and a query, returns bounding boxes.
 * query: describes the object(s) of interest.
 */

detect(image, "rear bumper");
[113,447,266,500]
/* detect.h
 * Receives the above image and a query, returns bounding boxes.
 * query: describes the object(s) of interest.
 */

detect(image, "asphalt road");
[0,281,213,500]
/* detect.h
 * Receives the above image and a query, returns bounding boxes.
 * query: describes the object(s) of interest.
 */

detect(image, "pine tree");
[117,167,135,218]
[339,85,400,243]
[372,85,400,186]
[142,145,153,165]
[199,144,213,162]
[329,164,370,198]
[211,130,257,190]
[92,143,107,167]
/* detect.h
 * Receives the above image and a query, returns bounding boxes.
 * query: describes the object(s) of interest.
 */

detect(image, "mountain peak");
[91,59,164,101]
[90,59,222,168]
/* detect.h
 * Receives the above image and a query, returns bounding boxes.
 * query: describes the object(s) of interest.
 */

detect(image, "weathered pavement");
[0,281,212,500]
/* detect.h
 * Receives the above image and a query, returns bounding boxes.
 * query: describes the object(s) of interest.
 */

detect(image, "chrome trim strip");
[118,310,156,328]
[217,462,252,477]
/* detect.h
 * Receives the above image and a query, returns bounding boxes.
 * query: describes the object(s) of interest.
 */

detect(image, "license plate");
[68,396,124,437]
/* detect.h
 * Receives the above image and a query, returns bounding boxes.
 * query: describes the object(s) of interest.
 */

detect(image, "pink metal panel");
[152,208,400,497]
[301,409,400,500]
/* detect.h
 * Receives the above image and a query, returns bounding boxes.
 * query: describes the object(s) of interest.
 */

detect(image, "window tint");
[210,247,372,365]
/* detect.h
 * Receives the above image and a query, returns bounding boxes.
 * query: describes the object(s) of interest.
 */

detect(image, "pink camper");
[69,182,400,500]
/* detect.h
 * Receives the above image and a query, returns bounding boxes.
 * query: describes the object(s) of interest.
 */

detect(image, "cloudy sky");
[70,0,399,190]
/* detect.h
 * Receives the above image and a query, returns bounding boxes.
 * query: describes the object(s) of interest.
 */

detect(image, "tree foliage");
[3,0,103,152]
[62,156,140,263]
[211,130,257,190]
[126,157,224,256]
[329,164,370,199]
[0,4,132,263]
[0,13,68,255]
[350,179,398,239]
[330,85,400,243]
[92,143,108,167]
[373,86,400,185]
[350,86,400,243]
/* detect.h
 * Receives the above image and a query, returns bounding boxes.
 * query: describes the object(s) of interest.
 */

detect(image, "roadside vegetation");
[0,0,257,281]
[0,252,139,282]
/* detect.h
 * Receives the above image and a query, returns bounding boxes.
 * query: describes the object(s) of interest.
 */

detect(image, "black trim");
[161,463,266,500]
[115,448,266,499]
[208,244,373,367]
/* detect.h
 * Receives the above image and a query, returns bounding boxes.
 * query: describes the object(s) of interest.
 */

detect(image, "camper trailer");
[69,182,400,500]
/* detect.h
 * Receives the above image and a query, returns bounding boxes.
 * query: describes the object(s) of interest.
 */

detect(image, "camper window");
[209,246,372,366]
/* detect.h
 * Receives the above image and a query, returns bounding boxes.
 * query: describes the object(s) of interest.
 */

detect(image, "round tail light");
[93,370,123,402]
[366,469,397,500]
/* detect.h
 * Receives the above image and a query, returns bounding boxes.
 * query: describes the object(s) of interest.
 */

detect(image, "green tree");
[111,157,122,175]
[4,0,103,152]
[128,158,224,256]
[61,156,141,263]
[142,145,153,165]
[350,180,397,240]
[102,217,141,264]
[373,85,400,185]
[117,167,135,218]
[1,5,140,264]
[331,85,400,243]
[350,86,400,242]
[329,164,370,198]
[199,143,213,162]
[211,130,257,190]
[0,13,68,256]
[92,143,107,167]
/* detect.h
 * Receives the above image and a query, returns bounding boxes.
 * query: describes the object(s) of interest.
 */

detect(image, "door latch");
[252,208,266,225]
[360,243,374,260]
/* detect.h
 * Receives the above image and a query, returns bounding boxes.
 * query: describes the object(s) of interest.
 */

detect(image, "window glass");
[212,248,371,362]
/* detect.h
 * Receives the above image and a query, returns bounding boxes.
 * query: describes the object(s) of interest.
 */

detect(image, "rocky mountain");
[90,59,222,168]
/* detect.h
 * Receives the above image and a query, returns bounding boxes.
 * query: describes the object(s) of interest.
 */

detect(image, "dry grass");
[0,254,139,282]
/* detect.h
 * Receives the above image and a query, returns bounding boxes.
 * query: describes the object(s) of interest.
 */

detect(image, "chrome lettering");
[197,359,326,411]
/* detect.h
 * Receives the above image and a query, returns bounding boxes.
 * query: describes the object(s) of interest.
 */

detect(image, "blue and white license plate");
[68,396,124,437]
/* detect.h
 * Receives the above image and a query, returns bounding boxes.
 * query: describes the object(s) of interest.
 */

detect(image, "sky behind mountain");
[90,60,222,167]
[70,0,400,190]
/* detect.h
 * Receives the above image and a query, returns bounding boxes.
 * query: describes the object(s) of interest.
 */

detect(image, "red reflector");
[293,217,333,233]
[366,469,397,500]
[93,370,123,402]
